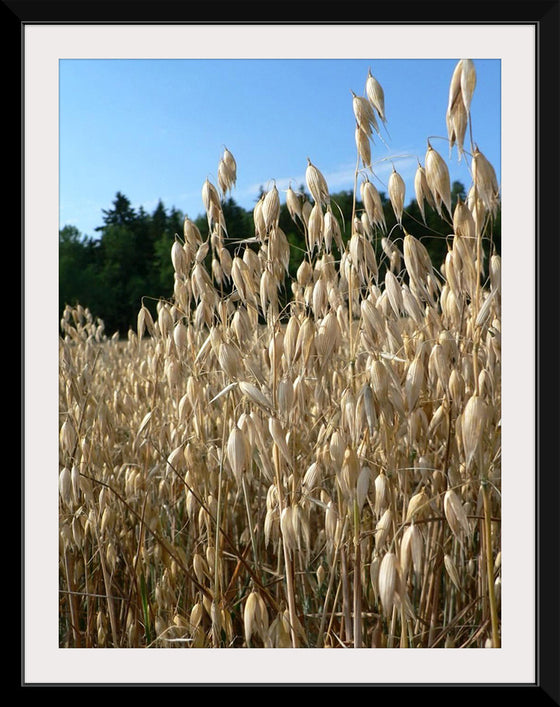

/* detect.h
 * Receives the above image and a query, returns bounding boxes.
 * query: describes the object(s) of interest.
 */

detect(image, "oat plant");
[59,59,501,649]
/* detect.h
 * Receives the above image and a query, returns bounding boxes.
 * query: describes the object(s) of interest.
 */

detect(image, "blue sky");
[59,58,501,237]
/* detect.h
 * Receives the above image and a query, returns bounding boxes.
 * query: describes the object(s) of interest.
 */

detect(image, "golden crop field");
[59,59,501,649]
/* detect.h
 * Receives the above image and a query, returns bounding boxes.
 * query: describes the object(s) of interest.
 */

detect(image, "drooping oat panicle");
[425,143,452,218]
[305,158,330,208]
[388,167,405,225]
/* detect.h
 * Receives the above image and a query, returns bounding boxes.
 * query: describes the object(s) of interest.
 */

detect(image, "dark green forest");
[59,182,501,337]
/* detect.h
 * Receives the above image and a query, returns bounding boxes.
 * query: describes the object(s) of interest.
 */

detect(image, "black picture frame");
[14,1,559,700]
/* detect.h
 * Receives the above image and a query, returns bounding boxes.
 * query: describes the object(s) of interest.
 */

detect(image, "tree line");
[59,182,500,337]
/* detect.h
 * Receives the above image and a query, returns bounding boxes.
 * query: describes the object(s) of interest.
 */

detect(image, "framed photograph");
[18,2,558,698]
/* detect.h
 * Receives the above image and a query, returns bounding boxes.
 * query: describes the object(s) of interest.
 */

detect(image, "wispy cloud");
[240,152,420,204]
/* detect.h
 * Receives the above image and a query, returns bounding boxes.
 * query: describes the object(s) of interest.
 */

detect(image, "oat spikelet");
[375,507,393,548]
[378,552,399,615]
[414,162,435,224]
[384,270,404,318]
[268,416,292,467]
[238,381,273,413]
[425,143,452,218]
[357,466,371,511]
[447,60,464,115]
[262,184,281,232]
[201,178,222,230]
[405,487,429,523]
[401,522,424,578]
[365,68,386,124]
[340,446,360,499]
[351,90,379,136]
[226,425,248,484]
[308,202,324,253]
[405,351,425,412]
[453,196,476,239]
[324,209,343,253]
[286,185,303,224]
[462,393,488,471]
[388,167,405,225]
[59,467,73,509]
[460,59,477,114]
[471,146,500,216]
[361,178,386,232]
[244,591,268,645]
[444,554,462,592]
[280,506,297,552]
[444,488,471,541]
[447,96,468,157]
[221,147,237,191]
[446,59,474,159]
[171,238,188,278]
[305,158,330,208]
[355,124,372,168]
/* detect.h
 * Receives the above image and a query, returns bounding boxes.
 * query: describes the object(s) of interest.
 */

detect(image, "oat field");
[59,59,501,649]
